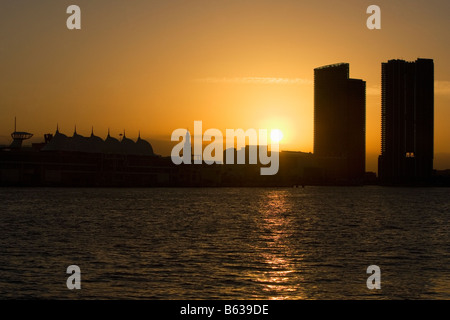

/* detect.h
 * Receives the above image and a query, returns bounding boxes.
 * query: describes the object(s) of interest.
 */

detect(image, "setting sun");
[270,129,283,144]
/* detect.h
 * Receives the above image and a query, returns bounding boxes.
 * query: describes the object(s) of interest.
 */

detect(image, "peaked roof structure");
[42,127,155,156]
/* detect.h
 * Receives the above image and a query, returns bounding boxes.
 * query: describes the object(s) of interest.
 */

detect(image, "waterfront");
[0,187,448,299]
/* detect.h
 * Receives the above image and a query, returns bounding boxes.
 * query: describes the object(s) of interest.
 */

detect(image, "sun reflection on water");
[250,191,306,300]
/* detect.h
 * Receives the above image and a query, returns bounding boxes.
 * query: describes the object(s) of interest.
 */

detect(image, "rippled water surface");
[0,187,449,299]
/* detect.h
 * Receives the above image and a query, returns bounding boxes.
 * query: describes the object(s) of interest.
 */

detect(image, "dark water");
[0,187,449,299]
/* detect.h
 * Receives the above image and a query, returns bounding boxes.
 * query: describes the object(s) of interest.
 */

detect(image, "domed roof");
[68,127,87,152]
[42,126,69,151]
[104,129,121,154]
[87,128,104,152]
[120,131,137,154]
[135,133,154,156]
[41,127,157,156]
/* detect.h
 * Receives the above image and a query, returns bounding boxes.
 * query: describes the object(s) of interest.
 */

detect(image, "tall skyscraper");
[314,63,366,182]
[378,59,434,184]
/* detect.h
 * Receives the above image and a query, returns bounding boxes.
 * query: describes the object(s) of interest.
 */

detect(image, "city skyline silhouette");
[2,58,446,179]
[1,1,450,174]
[1,0,450,305]
[2,58,448,186]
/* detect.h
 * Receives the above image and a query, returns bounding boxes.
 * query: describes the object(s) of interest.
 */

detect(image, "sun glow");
[270,129,283,144]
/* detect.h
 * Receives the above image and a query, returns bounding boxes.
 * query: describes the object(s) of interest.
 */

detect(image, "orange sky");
[1,0,450,172]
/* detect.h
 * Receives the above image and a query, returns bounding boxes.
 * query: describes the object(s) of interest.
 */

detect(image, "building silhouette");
[41,127,155,156]
[378,58,434,184]
[314,63,366,183]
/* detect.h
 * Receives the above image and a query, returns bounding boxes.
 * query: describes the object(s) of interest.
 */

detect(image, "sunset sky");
[1,0,449,172]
